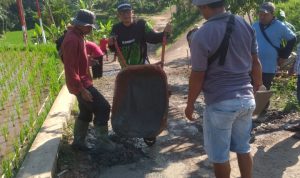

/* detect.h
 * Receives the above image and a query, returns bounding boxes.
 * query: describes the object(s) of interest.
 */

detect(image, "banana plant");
[75,0,97,10]
[43,20,66,42]
[32,23,43,44]
[92,20,113,41]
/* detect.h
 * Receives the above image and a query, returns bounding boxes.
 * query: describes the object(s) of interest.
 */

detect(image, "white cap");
[192,0,222,6]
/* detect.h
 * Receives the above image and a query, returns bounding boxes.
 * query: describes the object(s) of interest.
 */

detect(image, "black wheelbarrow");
[111,34,169,146]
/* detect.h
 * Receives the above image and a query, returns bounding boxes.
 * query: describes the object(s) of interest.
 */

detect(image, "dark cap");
[259,2,275,14]
[117,2,132,11]
[71,9,97,29]
[192,0,222,6]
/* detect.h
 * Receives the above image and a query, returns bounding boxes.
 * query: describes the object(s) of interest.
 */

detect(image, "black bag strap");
[259,23,280,51]
[208,14,235,66]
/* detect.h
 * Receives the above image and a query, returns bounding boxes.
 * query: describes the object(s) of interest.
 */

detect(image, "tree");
[0,0,14,7]
[0,0,13,34]
[226,0,287,24]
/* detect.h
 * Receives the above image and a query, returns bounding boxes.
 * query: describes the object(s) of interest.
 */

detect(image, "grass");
[0,43,64,177]
[0,29,35,46]
[276,0,300,33]
[271,75,300,112]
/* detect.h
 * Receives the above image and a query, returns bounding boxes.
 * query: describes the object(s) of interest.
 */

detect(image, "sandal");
[283,123,300,132]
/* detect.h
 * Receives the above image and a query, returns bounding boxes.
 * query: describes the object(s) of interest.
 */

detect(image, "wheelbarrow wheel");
[143,137,156,147]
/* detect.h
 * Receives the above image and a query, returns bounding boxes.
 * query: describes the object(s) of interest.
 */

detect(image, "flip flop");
[292,132,300,139]
[284,124,300,132]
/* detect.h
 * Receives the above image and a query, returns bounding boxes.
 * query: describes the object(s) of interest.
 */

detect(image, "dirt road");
[56,9,300,178]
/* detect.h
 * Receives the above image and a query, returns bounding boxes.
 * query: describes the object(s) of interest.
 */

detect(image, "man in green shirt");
[277,9,296,32]
[108,1,172,68]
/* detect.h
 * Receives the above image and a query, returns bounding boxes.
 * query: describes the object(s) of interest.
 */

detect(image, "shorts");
[203,98,255,163]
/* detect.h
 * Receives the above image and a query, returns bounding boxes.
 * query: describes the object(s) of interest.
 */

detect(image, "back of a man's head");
[207,0,225,8]
[192,0,225,8]
[71,9,96,28]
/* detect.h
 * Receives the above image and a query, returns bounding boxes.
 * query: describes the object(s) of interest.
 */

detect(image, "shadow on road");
[253,136,300,178]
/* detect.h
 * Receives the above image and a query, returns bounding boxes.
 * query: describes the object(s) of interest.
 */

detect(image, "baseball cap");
[259,2,275,14]
[117,1,132,11]
[71,9,97,29]
[192,0,223,6]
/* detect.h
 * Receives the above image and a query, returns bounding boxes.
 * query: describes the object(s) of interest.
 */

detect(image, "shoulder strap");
[259,23,279,51]
[208,14,235,66]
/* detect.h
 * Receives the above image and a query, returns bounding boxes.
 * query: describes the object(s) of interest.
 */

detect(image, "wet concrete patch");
[88,134,150,167]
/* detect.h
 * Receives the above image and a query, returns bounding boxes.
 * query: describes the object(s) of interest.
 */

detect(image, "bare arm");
[251,54,263,92]
[185,71,205,121]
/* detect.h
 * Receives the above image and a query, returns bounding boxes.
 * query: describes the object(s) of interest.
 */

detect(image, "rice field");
[0,42,64,177]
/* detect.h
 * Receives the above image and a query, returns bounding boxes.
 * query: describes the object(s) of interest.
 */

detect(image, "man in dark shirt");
[61,9,115,151]
[108,1,172,68]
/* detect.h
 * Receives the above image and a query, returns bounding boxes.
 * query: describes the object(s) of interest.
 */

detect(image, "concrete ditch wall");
[16,85,75,178]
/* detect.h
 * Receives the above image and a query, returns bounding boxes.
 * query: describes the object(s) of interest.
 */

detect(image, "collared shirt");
[190,12,256,105]
[61,27,93,95]
[252,19,296,73]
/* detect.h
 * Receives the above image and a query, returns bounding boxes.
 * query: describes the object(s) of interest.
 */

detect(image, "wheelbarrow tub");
[111,64,169,138]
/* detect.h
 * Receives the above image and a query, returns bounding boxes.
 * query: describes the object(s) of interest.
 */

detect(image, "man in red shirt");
[61,9,115,151]
[86,41,104,78]
[99,35,109,61]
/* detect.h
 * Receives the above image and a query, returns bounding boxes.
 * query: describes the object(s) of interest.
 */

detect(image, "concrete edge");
[16,85,75,178]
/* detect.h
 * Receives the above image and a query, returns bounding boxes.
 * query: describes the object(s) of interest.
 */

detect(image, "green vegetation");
[0,44,64,177]
[269,0,300,112]
[0,30,35,45]
[226,0,286,15]
[271,75,300,112]
[170,2,199,42]
[276,0,300,35]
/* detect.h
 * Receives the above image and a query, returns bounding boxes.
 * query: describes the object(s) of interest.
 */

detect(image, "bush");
[276,0,300,32]
[170,1,200,42]
[272,76,299,112]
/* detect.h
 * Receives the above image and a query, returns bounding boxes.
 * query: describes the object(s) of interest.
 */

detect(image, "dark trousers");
[92,56,103,79]
[76,86,110,126]
[262,73,276,90]
[262,73,275,110]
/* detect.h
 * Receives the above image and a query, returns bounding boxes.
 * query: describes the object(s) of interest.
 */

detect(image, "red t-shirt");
[99,38,108,52]
[86,41,104,57]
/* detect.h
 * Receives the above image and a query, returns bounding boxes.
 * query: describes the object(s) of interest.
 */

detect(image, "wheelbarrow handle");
[160,32,167,69]
[113,37,128,68]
